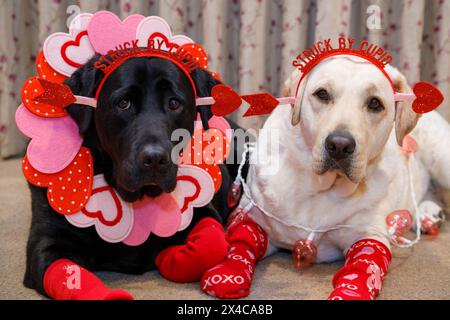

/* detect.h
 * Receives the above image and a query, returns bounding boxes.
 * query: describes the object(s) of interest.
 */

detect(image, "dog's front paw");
[201,245,256,299]
[78,287,134,300]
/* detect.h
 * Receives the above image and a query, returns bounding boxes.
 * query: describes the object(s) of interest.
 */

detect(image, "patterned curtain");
[1,0,449,158]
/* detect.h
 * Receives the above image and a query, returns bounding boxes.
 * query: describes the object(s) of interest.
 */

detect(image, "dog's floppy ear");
[190,68,222,129]
[64,54,103,134]
[385,65,420,146]
[283,69,303,126]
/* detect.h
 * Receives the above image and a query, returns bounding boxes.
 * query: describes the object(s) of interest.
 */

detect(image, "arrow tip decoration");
[242,93,279,117]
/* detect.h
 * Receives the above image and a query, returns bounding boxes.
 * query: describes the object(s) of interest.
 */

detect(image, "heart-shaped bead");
[386,210,413,234]
[412,82,444,114]
[227,181,242,207]
[22,147,94,215]
[292,239,317,269]
[210,84,242,116]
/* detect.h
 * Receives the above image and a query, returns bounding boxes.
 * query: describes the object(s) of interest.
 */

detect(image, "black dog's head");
[65,56,219,202]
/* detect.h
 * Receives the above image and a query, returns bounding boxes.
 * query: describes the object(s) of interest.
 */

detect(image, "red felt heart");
[180,128,230,166]
[36,51,67,84]
[21,77,75,118]
[61,30,89,69]
[23,147,94,215]
[81,186,123,227]
[210,84,242,116]
[176,175,201,213]
[242,93,279,117]
[179,128,228,192]
[412,82,444,114]
[196,163,222,192]
[181,43,208,69]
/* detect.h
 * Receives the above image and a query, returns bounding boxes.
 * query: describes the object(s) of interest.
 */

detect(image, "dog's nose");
[140,145,170,171]
[325,132,356,161]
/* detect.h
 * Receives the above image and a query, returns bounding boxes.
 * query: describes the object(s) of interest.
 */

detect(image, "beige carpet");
[1,158,449,300]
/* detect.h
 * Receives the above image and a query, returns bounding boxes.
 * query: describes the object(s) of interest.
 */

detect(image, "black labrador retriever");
[23,55,240,299]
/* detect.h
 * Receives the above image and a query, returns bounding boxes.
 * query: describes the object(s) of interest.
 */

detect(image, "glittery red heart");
[181,43,208,69]
[210,84,242,116]
[21,77,75,118]
[22,147,94,215]
[412,82,444,114]
[242,93,279,117]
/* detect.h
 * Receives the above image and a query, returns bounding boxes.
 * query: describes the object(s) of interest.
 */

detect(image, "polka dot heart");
[35,51,67,84]
[181,43,208,69]
[180,128,230,164]
[22,147,94,215]
[196,163,222,192]
[21,76,75,118]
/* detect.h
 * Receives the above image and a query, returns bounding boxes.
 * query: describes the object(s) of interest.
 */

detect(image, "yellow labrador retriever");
[202,55,450,300]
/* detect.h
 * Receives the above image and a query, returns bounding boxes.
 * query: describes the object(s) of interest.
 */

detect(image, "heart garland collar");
[16,11,235,245]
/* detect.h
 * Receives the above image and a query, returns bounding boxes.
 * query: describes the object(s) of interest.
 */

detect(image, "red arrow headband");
[194,37,445,117]
[291,37,444,114]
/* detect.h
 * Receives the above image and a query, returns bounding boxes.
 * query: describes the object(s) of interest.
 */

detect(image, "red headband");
[289,37,443,114]
[93,32,205,100]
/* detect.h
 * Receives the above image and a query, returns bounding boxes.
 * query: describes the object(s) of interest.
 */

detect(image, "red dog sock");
[201,219,267,299]
[43,259,133,300]
[155,217,229,283]
[328,238,392,300]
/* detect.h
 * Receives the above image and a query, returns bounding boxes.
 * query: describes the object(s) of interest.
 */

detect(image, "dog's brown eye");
[117,99,131,110]
[168,98,181,111]
[367,97,384,112]
[314,89,330,102]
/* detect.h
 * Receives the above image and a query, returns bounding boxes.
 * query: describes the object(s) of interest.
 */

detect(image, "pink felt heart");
[15,104,82,174]
[122,193,181,246]
[87,11,144,55]
[412,82,444,114]
[43,13,95,77]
